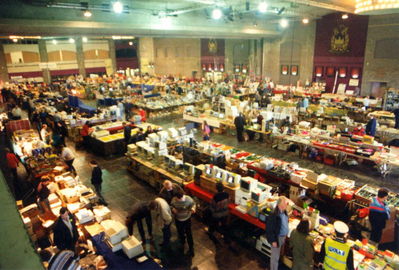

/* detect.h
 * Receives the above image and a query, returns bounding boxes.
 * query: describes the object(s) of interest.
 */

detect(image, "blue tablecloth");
[68,95,96,114]
[92,233,163,270]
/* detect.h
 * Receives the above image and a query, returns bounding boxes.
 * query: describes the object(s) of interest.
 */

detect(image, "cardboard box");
[93,206,111,222]
[122,236,144,259]
[106,239,123,252]
[301,177,317,190]
[75,209,95,224]
[84,223,105,237]
[101,220,129,245]
[59,188,79,203]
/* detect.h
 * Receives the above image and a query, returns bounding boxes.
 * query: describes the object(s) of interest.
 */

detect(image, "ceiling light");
[82,37,88,43]
[342,13,349,19]
[12,38,18,43]
[113,1,123,14]
[302,18,309,24]
[83,10,92,17]
[69,38,75,43]
[212,8,223,20]
[128,41,133,46]
[280,18,288,28]
[52,40,57,45]
[258,2,268,13]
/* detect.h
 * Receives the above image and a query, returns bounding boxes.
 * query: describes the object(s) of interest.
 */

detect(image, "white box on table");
[122,236,144,259]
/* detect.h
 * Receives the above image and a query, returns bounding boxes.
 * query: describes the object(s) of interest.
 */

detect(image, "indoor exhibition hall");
[0,0,399,269]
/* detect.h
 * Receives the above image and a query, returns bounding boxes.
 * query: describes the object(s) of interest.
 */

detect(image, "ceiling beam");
[284,0,354,14]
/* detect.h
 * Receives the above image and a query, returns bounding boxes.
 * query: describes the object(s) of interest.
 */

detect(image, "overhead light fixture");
[69,38,75,43]
[12,38,18,43]
[280,18,288,28]
[277,7,285,15]
[212,8,223,20]
[342,13,348,19]
[128,41,133,46]
[83,10,92,17]
[52,40,57,45]
[302,18,309,24]
[258,2,268,13]
[82,37,88,43]
[113,1,123,14]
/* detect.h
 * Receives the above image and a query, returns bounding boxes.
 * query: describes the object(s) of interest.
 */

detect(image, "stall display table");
[184,182,265,229]
[92,233,163,270]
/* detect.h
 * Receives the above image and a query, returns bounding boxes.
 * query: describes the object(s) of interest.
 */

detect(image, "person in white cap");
[318,221,354,270]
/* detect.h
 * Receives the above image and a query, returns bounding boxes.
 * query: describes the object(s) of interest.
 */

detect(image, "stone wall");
[362,14,399,97]
[263,22,316,85]
[153,38,200,78]
[225,39,250,75]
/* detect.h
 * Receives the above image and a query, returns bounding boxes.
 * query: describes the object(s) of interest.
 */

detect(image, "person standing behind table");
[80,121,92,150]
[11,105,22,120]
[265,196,289,270]
[365,115,377,137]
[202,120,211,141]
[37,177,51,214]
[208,182,230,243]
[90,160,106,205]
[234,113,246,142]
[123,122,132,147]
[53,207,79,252]
[159,180,184,204]
[393,108,399,129]
[363,96,370,110]
[126,201,154,242]
[40,124,51,144]
[289,217,314,270]
[60,146,76,174]
[318,221,354,270]
[369,188,390,245]
[171,190,196,257]
[153,197,173,247]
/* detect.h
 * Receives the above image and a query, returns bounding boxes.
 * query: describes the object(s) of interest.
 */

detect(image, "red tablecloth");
[184,182,265,230]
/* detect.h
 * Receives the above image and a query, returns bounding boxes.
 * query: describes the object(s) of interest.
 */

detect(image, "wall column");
[107,39,117,74]
[75,37,86,78]
[0,44,9,82]
[38,40,51,83]
[138,37,155,75]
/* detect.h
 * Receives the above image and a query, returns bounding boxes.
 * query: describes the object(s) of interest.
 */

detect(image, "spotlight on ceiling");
[342,13,348,19]
[277,7,285,15]
[302,18,309,24]
[279,18,288,28]
[83,10,92,17]
[82,37,88,43]
[113,1,123,14]
[12,38,18,43]
[258,2,268,13]
[128,41,133,46]
[52,40,57,45]
[69,38,75,43]
[212,8,223,20]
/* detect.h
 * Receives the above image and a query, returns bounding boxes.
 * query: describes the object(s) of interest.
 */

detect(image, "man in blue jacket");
[369,188,390,244]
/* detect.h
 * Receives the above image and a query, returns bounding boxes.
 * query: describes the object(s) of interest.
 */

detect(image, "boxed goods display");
[59,188,79,203]
[318,176,343,197]
[75,209,95,224]
[67,202,82,214]
[101,219,129,245]
[93,206,111,222]
[121,236,144,259]
[106,239,123,252]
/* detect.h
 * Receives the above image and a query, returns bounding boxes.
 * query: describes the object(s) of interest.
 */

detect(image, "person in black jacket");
[126,201,155,241]
[234,113,246,142]
[208,182,230,243]
[265,196,289,270]
[90,160,106,204]
[53,207,79,252]
[123,122,132,147]
[159,180,184,204]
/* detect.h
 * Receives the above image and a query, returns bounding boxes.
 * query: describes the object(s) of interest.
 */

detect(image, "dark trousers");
[83,136,90,149]
[127,215,153,241]
[209,216,230,242]
[162,223,171,245]
[175,218,194,251]
[65,159,76,173]
[370,225,384,243]
[236,128,244,142]
[395,118,399,129]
